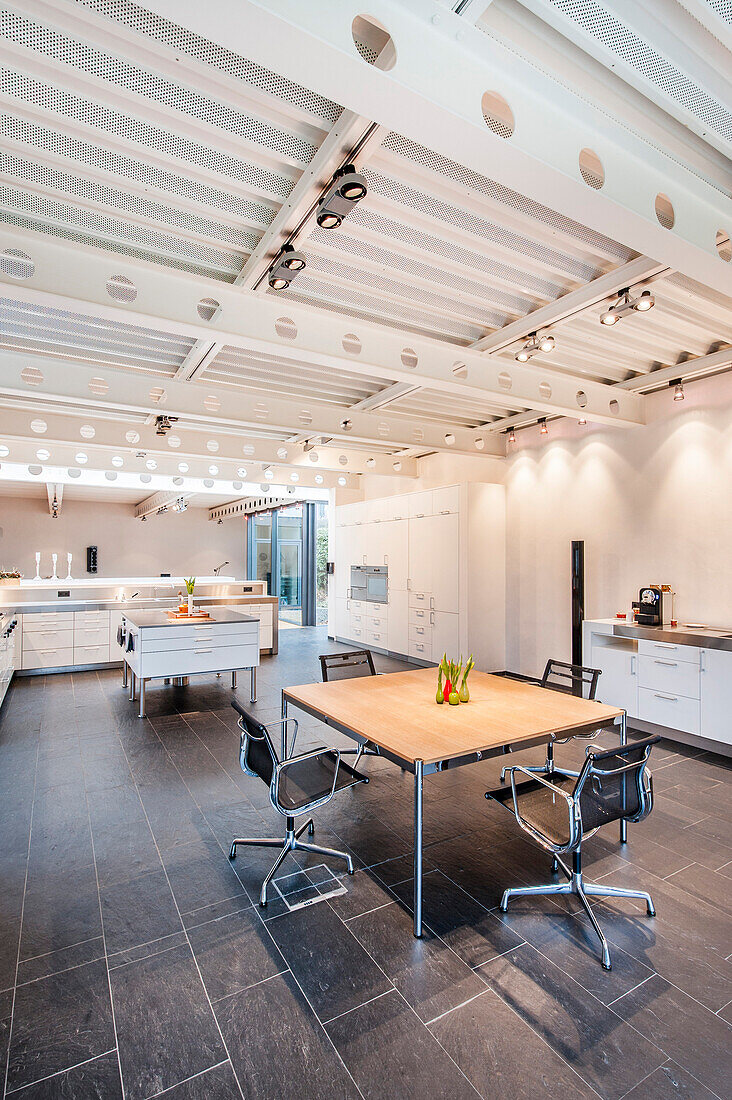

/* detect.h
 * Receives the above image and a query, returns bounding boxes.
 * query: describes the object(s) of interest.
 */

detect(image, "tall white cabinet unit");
[330,483,505,671]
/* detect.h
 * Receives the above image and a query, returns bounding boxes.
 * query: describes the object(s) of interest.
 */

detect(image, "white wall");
[505,373,732,676]
[0,497,247,580]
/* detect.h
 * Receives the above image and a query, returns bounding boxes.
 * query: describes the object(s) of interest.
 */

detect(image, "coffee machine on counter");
[632,585,672,626]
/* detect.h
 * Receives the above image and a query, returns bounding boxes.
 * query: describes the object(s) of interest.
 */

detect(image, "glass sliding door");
[247,501,328,628]
[315,501,329,625]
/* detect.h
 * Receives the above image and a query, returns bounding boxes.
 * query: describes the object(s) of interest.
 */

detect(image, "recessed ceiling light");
[111,455,124,467]
[75,451,88,464]
[178,462,189,473]
[208,464,219,475]
[146,458,157,470]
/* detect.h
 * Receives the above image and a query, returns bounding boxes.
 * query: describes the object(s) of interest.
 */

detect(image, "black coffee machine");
[632,585,665,626]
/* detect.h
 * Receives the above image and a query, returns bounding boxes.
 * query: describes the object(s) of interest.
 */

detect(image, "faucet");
[213,561,229,577]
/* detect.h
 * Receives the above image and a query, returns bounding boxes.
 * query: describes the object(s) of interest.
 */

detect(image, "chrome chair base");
[229,818,354,907]
[500,859,655,970]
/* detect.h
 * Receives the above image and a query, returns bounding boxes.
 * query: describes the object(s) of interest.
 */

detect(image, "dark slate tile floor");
[0,626,730,1099]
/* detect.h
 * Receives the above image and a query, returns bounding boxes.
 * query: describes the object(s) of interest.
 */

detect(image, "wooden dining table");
[282,668,625,936]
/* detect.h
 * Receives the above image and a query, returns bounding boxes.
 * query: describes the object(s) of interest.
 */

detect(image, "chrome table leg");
[413,759,424,937]
[619,711,627,843]
[231,670,237,689]
[122,661,127,689]
[281,694,288,757]
[250,666,256,704]
[138,677,146,719]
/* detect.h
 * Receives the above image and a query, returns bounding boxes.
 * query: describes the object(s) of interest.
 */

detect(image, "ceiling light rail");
[599,287,655,326]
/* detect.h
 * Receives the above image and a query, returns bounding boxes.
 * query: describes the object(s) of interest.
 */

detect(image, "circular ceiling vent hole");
[539,381,552,400]
[178,462,189,473]
[88,376,108,397]
[401,347,418,369]
[68,467,81,478]
[609,399,620,414]
[232,480,242,490]
[339,455,348,466]
[145,459,157,470]
[80,424,95,439]
[254,403,268,421]
[105,471,118,481]
[452,361,468,379]
[392,461,402,473]
[28,464,43,476]
[275,316,297,340]
[716,230,731,262]
[1,248,34,279]
[208,465,219,475]
[474,438,485,451]
[206,439,219,453]
[35,448,50,461]
[242,444,255,456]
[0,445,9,457]
[290,471,299,482]
[149,387,166,404]
[167,434,181,448]
[654,193,675,229]
[352,14,396,70]
[276,447,288,460]
[106,274,137,302]
[308,451,319,463]
[30,418,47,434]
[377,422,390,437]
[444,433,456,446]
[338,476,347,486]
[298,411,313,426]
[75,452,88,464]
[576,390,588,409]
[21,366,43,386]
[498,371,512,391]
[579,148,604,189]
[314,473,324,484]
[203,478,214,488]
[173,476,183,486]
[342,332,361,354]
[204,394,221,413]
[413,428,424,442]
[125,430,140,444]
[481,91,514,139]
[197,297,221,321]
[140,473,152,484]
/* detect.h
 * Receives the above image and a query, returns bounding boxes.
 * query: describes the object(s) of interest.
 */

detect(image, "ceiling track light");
[600,287,655,326]
[514,330,555,362]
[671,378,685,401]
[539,417,548,435]
[316,164,368,229]
[506,427,516,444]
[267,244,307,291]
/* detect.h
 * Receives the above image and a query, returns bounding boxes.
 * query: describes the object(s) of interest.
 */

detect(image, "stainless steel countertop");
[124,608,257,629]
[611,622,732,652]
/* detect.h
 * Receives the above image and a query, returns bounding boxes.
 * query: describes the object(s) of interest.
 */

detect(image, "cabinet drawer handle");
[439,509,450,514]
[416,644,424,651]
[416,593,425,600]
[416,610,424,617]
[416,627,424,635]
[654,659,677,667]
[415,512,424,518]
[654,692,678,702]
[194,649,213,654]
[654,644,677,650]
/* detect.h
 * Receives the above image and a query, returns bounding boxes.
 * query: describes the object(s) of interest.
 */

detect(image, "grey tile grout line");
[321,986,395,1027]
[4,1049,118,1098]
[16,934,103,968]
[209,967,290,1007]
[144,1058,230,1099]
[78,669,127,1100]
[605,973,655,1008]
[15,950,107,989]
[111,715,250,1100]
[425,986,491,1027]
[1,707,40,1100]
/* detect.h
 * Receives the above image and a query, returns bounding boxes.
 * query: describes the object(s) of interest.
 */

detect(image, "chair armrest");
[507,766,578,853]
[271,746,341,817]
[262,716,301,757]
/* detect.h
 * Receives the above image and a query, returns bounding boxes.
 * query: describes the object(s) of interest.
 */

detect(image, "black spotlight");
[316,165,368,229]
[267,244,307,291]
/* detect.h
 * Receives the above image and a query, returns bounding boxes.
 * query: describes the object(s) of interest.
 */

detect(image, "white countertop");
[13,575,237,589]
[124,608,257,629]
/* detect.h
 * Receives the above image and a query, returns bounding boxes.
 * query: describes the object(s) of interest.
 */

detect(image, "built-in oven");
[350,565,388,604]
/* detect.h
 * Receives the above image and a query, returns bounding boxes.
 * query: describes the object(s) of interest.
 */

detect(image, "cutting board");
[166,610,211,621]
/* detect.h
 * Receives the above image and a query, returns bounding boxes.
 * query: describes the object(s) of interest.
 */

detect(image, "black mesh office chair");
[319,649,380,769]
[500,659,602,783]
[229,701,367,906]
[486,735,660,969]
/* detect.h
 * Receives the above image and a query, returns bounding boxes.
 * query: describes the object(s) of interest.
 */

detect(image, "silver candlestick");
[65,553,73,582]
[51,553,58,581]
[34,552,41,581]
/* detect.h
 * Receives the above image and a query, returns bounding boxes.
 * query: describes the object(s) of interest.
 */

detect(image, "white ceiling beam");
[0,350,503,458]
[0,396,418,477]
[134,490,193,519]
[348,382,421,413]
[471,258,671,353]
[141,0,732,293]
[617,346,732,392]
[0,227,645,427]
[514,0,732,161]
[675,0,732,55]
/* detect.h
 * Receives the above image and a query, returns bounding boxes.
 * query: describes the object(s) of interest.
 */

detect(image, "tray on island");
[166,609,211,621]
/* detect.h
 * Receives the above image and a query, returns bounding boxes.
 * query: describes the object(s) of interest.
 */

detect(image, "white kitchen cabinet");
[381,519,408,588]
[408,490,433,519]
[334,597,350,639]
[387,591,409,655]
[700,648,732,746]
[638,688,700,736]
[408,515,432,594]
[432,485,459,515]
[429,513,459,612]
[591,642,638,716]
[431,611,459,660]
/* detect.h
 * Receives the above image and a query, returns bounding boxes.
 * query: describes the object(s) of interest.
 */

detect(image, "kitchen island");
[123,608,259,718]
[584,618,732,754]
